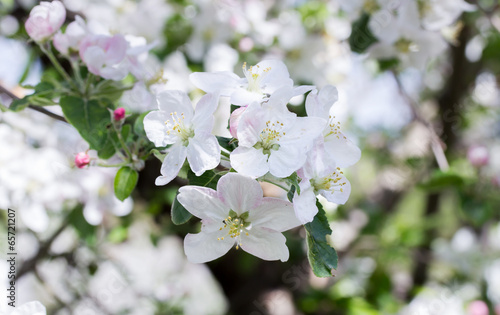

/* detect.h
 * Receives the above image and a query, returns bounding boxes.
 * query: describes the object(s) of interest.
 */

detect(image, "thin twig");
[0,84,68,123]
[391,71,450,171]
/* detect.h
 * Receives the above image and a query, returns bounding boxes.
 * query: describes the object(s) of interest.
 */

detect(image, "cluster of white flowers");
[144,60,360,262]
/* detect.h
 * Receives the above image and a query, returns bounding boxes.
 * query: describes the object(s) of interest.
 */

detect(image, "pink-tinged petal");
[155,144,187,185]
[236,102,265,147]
[319,177,351,205]
[192,93,218,133]
[257,60,294,94]
[105,34,128,64]
[323,132,361,168]
[229,106,247,138]
[46,1,66,30]
[189,72,240,96]
[268,145,304,178]
[217,173,263,215]
[156,90,194,123]
[240,227,289,262]
[293,182,318,224]
[184,230,235,263]
[178,186,228,221]
[187,133,220,176]
[230,146,269,178]
[230,88,262,106]
[305,85,338,118]
[99,65,128,81]
[250,198,301,232]
[293,85,315,97]
[143,110,178,146]
[82,46,106,74]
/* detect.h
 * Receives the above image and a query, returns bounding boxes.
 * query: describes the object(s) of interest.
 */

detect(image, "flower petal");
[217,173,263,215]
[320,177,352,205]
[186,133,220,176]
[155,144,187,185]
[184,230,235,263]
[178,186,228,221]
[240,227,289,262]
[268,144,304,178]
[250,198,301,232]
[230,146,269,178]
[156,90,194,123]
[192,93,218,133]
[257,59,294,94]
[323,132,361,168]
[189,72,240,96]
[293,182,318,224]
[143,110,178,147]
[236,102,266,147]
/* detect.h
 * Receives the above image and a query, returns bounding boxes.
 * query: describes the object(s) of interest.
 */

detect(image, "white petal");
[250,198,301,232]
[217,173,263,215]
[189,72,240,95]
[11,301,46,315]
[156,90,194,122]
[293,183,318,224]
[323,132,361,168]
[320,177,352,205]
[184,231,234,263]
[240,227,289,262]
[20,203,49,233]
[293,85,315,97]
[257,59,294,94]
[230,146,269,178]
[268,145,304,178]
[187,133,220,176]
[282,116,326,147]
[305,85,338,118]
[178,186,228,221]
[192,93,217,133]
[231,88,262,106]
[156,144,187,185]
[143,110,178,147]
[236,102,266,147]
[83,200,103,225]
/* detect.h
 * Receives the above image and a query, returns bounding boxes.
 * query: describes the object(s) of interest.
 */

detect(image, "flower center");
[254,120,285,155]
[165,112,194,146]
[242,62,271,94]
[217,210,250,250]
[311,167,347,193]
[395,38,419,54]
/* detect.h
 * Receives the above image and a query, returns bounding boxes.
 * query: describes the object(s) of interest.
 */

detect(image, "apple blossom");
[79,34,128,80]
[144,90,220,185]
[467,145,489,167]
[305,85,361,168]
[230,91,325,178]
[114,107,126,121]
[177,173,301,263]
[190,60,312,106]
[75,152,90,168]
[8,301,46,315]
[25,1,66,42]
[53,15,87,55]
[293,140,351,224]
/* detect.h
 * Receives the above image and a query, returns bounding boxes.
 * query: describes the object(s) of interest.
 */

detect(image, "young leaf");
[171,193,192,225]
[217,136,238,152]
[114,166,139,201]
[304,201,338,277]
[349,13,378,53]
[60,96,111,150]
[187,169,221,190]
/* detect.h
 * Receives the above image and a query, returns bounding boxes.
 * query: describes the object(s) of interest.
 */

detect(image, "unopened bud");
[75,152,90,168]
[114,107,126,121]
[467,145,489,167]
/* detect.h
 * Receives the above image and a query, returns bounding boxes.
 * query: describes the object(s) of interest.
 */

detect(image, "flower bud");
[25,1,66,42]
[114,107,126,121]
[75,152,90,168]
[467,145,489,167]
[229,106,247,139]
[468,301,489,315]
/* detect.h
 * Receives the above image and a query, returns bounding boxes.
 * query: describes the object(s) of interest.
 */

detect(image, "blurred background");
[1,0,500,314]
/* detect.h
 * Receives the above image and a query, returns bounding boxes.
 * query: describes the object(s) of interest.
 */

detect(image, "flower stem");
[41,43,78,91]
[262,179,290,192]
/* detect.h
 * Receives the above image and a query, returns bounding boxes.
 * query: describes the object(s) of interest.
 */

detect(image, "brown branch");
[0,84,68,123]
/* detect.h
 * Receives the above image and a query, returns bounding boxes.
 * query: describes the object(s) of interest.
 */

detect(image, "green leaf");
[287,184,296,203]
[133,111,150,136]
[151,148,166,163]
[349,13,378,53]
[68,205,97,246]
[171,193,192,225]
[419,170,465,192]
[97,137,116,159]
[9,98,30,112]
[93,80,128,102]
[114,166,139,201]
[121,124,131,142]
[60,96,111,150]
[304,202,338,277]
[187,169,221,190]
[217,136,237,152]
[286,172,301,195]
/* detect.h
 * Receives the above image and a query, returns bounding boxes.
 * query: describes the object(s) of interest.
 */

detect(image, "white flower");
[25,1,66,42]
[419,0,475,30]
[230,90,325,178]
[178,173,301,263]
[305,85,361,168]
[190,60,311,106]
[293,140,351,223]
[79,34,129,80]
[144,91,220,185]
[53,15,87,55]
[7,301,46,315]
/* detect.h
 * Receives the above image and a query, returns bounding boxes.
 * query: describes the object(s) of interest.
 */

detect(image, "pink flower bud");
[75,152,90,168]
[114,107,126,121]
[468,300,489,315]
[467,145,489,167]
[25,1,66,42]
[229,106,247,139]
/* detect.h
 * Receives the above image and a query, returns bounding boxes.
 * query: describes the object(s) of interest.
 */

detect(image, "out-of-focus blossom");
[467,145,489,167]
[113,107,126,121]
[467,300,489,315]
[144,91,220,185]
[53,15,87,55]
[178,173,301,263]
[419,0,476,30]
[25,1,66,42]
[74,152,90,168]
[7,301,46,315]
[79,34,128,80]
